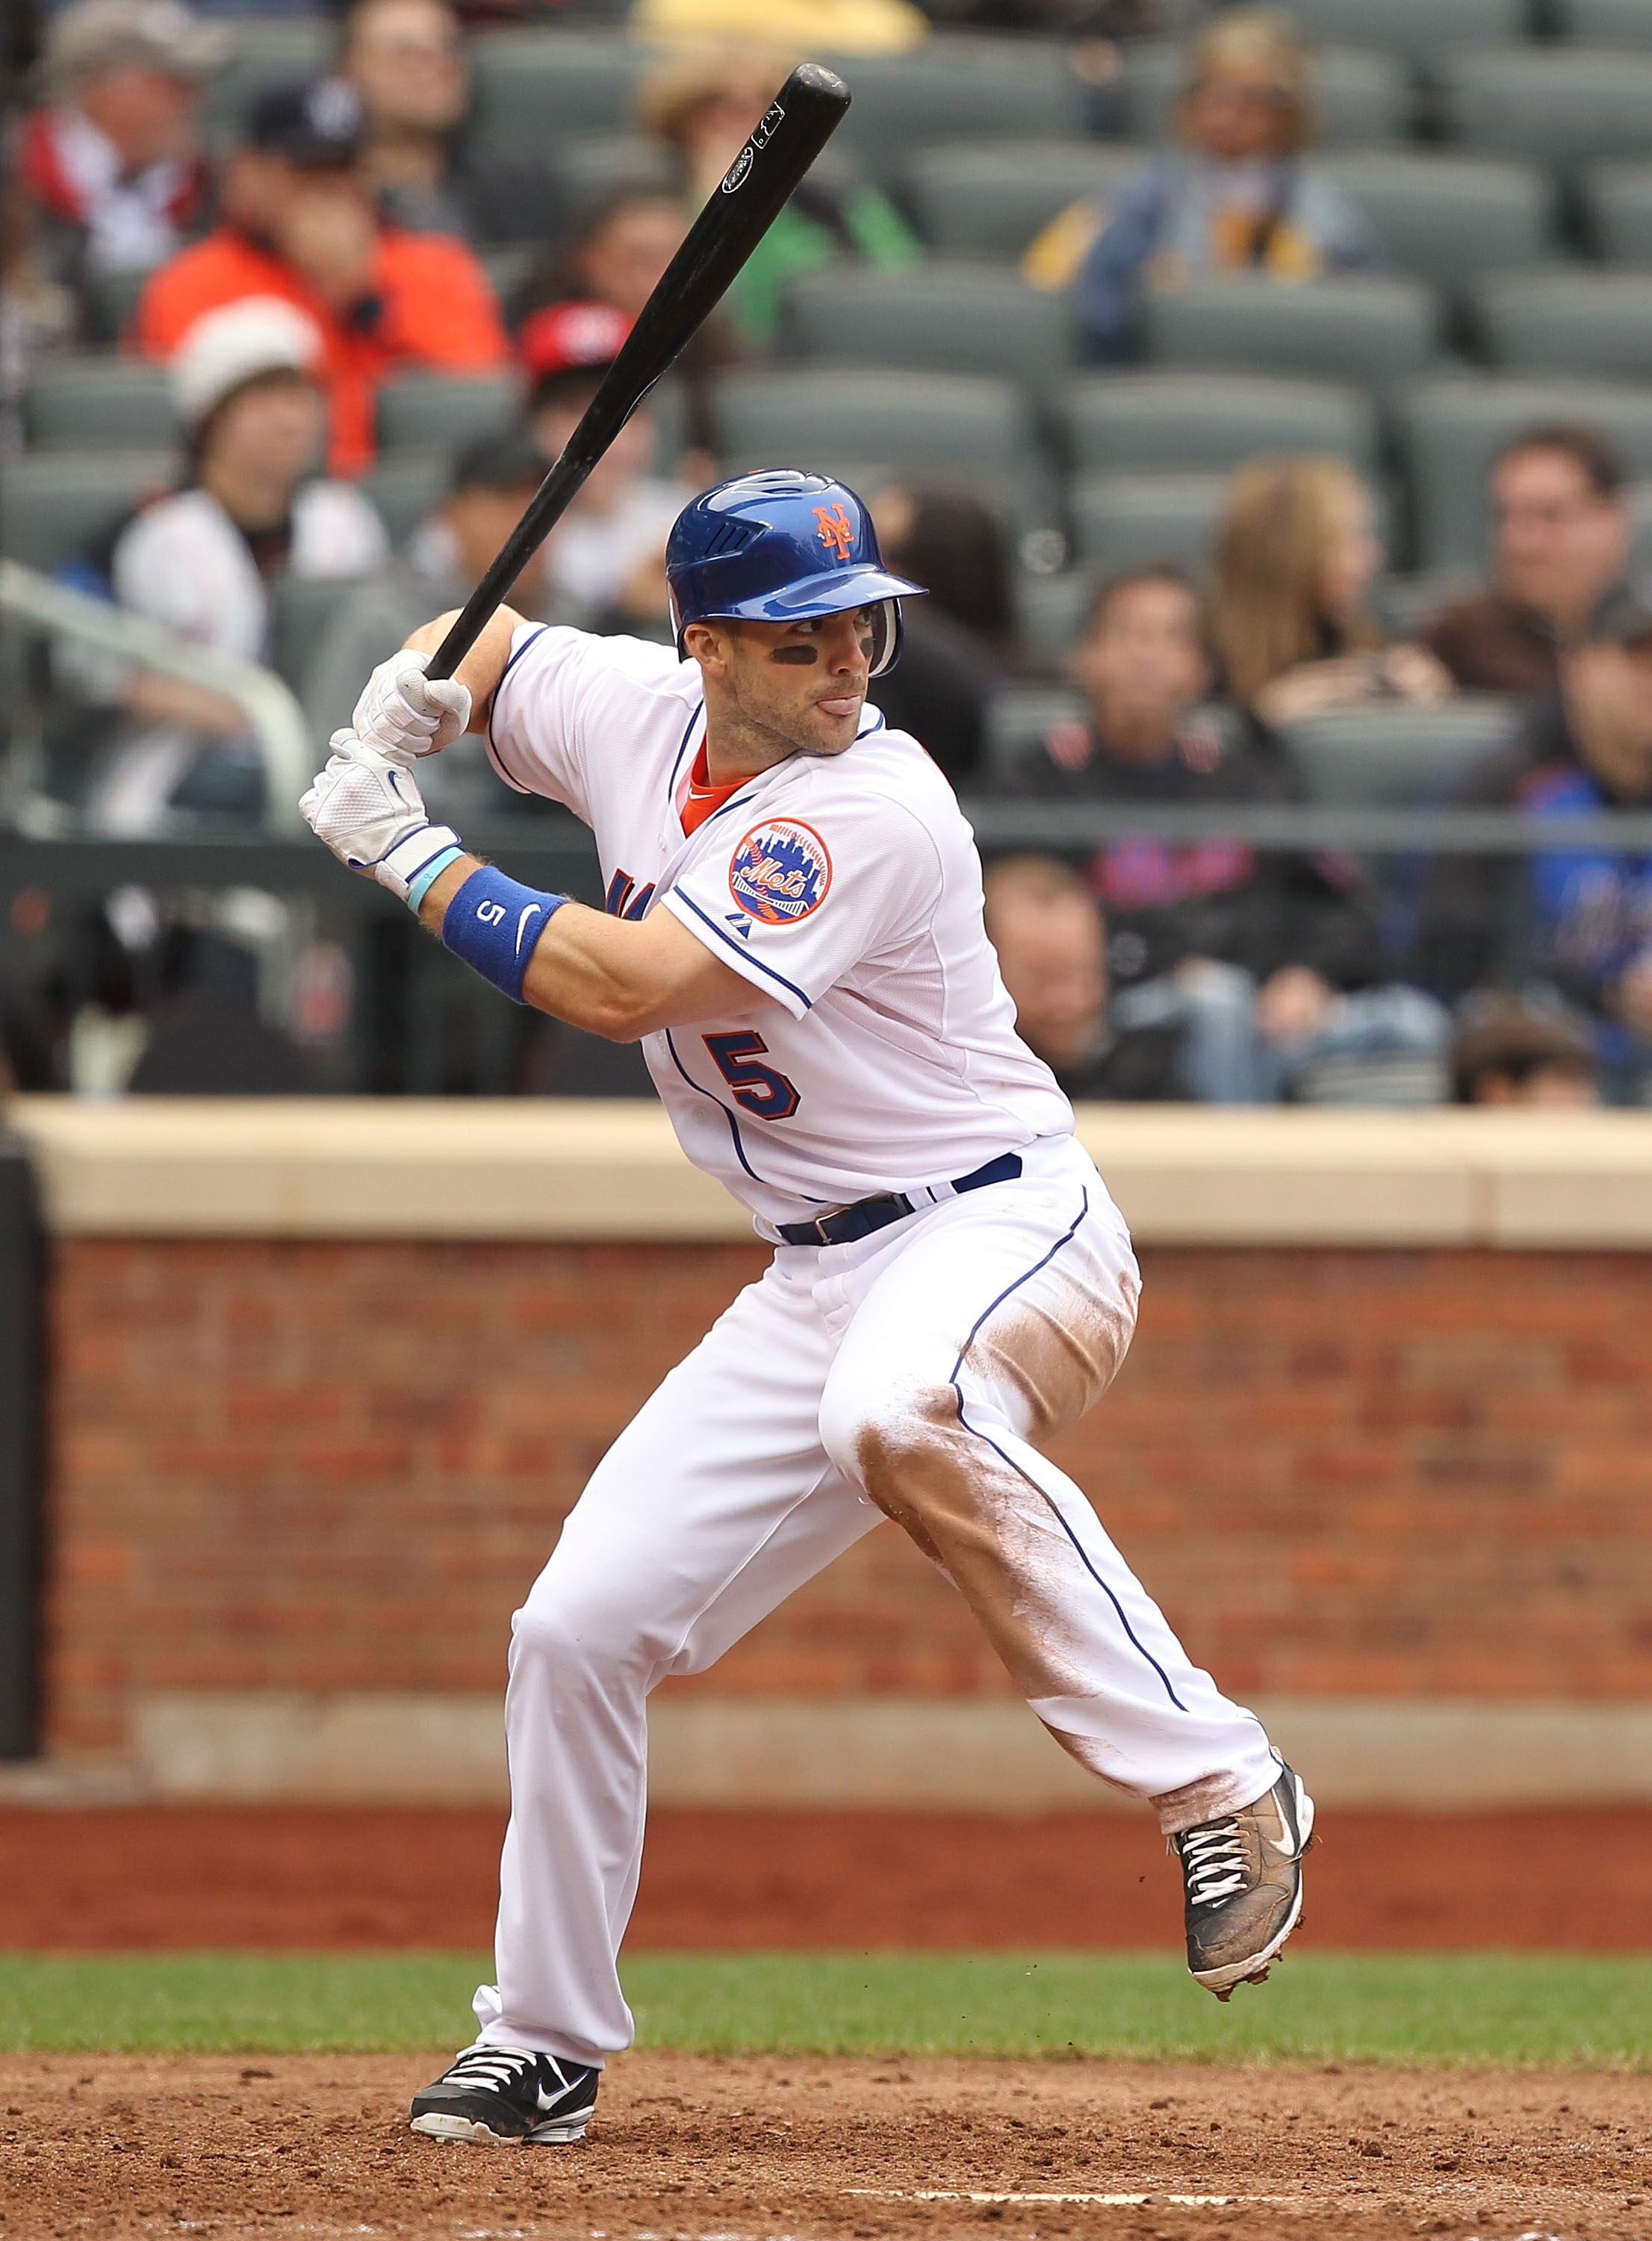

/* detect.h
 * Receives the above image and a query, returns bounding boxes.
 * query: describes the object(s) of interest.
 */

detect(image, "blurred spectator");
[304,429,549,794]
[637,46,921,346]
[998,566,1449,1102]
[1420,427,1640,700]
[1,177,78,451]
[1061,7,1379,359]
[521,301,693,635]
[630,0,928,54]
[1211,456,1450,731]
[517,188,684,328]
[338,0,562,248]
[136,76,509,477]
[72,296,385,834]
[1450,996,1598,1108]
[514,187,726,445]
[16,0,224,303]
[933,0,1205,28]
[1415,598,1652,1106]
[869,485,1025,784]
[984,855,1184,1099]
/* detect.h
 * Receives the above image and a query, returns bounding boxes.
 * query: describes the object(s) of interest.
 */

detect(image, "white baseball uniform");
[470,624,1281,2066]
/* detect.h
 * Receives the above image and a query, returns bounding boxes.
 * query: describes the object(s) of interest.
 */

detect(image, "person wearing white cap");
[84,297,387,834]
[17,0,227,298]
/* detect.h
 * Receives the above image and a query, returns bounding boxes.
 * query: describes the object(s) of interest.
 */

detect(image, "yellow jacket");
[631,0,928,54]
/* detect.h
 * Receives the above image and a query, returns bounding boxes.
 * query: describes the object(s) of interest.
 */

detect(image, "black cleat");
[409,2045,598,2145]
[1174,1761,1314,2000]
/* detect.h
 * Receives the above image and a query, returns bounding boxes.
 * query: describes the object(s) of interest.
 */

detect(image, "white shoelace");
[1179,1817,1250,1907]
[440,2046,543,2091]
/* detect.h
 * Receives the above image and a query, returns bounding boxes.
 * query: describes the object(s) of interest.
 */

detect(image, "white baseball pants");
[472,1134,1279,2066]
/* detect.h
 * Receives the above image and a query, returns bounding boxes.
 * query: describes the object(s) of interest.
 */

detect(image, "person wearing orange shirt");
[135,76,508,477]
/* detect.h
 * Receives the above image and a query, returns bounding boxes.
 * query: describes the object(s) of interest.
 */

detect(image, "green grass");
[1,1952,1649,2067]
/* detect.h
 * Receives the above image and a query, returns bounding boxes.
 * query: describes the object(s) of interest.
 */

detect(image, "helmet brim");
[695,565,927,624]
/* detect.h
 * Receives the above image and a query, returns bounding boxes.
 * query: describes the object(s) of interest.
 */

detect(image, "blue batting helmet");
[666,470,925,677]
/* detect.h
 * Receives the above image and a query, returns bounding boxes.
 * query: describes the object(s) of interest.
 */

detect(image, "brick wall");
[43,1238,1652,1758]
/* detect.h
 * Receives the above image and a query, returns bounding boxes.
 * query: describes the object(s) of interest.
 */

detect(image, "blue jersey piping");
[669,889,814,1011]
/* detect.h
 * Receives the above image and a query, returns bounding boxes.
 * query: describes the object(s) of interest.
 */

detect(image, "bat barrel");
[426,63,851,684]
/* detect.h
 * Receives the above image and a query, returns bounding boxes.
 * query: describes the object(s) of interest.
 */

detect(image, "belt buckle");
[812,1214,837,1247]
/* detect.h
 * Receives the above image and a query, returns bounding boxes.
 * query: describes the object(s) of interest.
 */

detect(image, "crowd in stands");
[3,0,1651,1107]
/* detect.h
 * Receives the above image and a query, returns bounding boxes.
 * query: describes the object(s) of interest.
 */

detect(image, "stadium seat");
[1015,571,1095,667]
[81,269,149,349]
[830,42,1087,179]
[1371,567,1480,639]
[711,368,1040,485]
[470,31,643,152]
[980,685,1087,782]
[780,264,1076,394]
[478,243,537,314]
[1472,269,1652,380]
[199,17,330,149]
[270,573,371,701]
[1277,0,1524,62]
[1629,477,1652,568]
[1580,159,1652,261]
[548,130,677,219]
[1555,0,1652,42]
[0,452,177,571]
[900,140,1150,258]
[1069,471,1231,571]
[1142,274,1441,387]
[24,361,180,450]
[1277,698,1516,806]
[1059,370,1376,475]
[1318,152,1553,300]
[1394,374,1652,569]
[358,452,449,545]
[718,455,1040,541]
[376,373,521,454]
[1119,41,1407,145]
[1435,46,1652,165]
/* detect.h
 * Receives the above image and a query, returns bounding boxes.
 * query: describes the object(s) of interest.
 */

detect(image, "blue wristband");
[440,865,568,1002]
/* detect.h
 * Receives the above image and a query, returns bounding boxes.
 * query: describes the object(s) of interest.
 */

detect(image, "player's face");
[692,607,875,773]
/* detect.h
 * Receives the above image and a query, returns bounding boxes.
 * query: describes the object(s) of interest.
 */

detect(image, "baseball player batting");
[301,470,1314,2148]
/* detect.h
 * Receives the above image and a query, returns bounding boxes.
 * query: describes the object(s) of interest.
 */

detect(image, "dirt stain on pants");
[854,1262,1140,1719]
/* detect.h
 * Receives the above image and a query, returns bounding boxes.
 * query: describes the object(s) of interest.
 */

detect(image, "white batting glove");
[352,649,472,759]
[299,733,464,901]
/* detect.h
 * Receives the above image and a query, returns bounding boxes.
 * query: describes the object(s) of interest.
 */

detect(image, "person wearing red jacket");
[137,76,509,477]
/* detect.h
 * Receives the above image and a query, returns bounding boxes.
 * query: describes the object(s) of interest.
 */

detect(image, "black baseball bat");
[426,62,851,683]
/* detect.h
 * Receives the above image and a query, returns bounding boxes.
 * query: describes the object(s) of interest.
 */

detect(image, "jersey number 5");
[703,1031,801,1120]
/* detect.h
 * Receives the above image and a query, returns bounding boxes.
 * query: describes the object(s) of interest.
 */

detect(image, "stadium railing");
[0,563,311,839]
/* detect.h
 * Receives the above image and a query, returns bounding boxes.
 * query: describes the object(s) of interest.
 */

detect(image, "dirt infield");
[2,2051,1649,2241]
[0,1806,1647,1952]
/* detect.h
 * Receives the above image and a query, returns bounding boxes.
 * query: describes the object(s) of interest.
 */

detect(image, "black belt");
[777,1152,1024,1249]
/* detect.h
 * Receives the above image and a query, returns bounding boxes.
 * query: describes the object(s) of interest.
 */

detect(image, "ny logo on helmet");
[813,504,855,561]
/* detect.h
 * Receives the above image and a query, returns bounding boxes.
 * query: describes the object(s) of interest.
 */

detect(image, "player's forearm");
[417,856,763,1039]
[401,607,524,736]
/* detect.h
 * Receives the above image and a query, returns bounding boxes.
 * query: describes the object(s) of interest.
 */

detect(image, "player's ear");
[683,620,734,678]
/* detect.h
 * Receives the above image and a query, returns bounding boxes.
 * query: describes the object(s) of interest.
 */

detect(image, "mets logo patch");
[728,819,833,926]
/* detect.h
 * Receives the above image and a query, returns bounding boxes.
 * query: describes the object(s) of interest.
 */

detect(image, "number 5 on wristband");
[441,865,568,1002]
